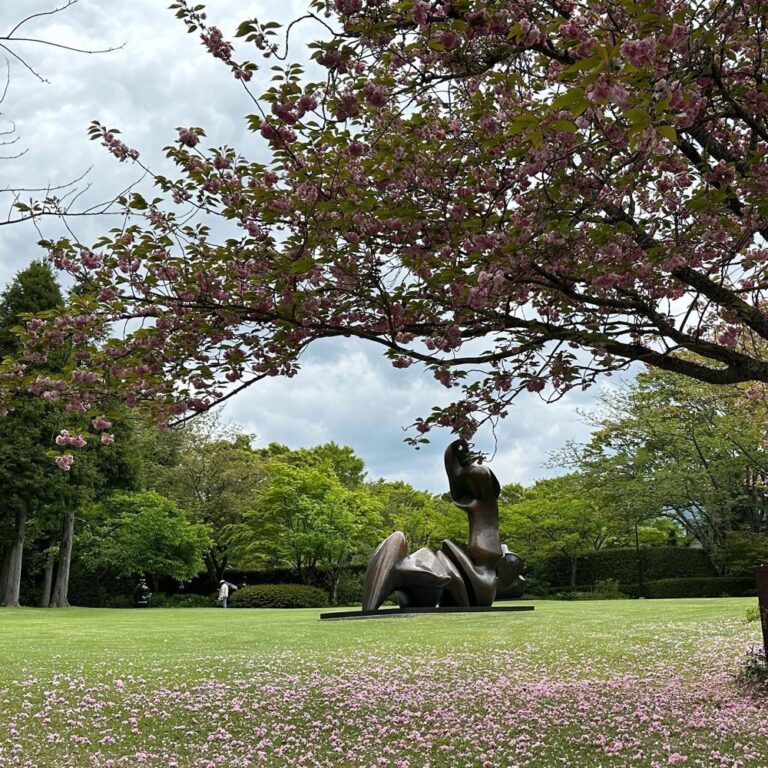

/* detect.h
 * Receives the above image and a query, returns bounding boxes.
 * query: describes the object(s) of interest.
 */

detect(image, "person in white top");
[217,580,230,608]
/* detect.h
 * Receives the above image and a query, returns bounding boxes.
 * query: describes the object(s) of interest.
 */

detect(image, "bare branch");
[5,0,79,38]
[1,37,123,58]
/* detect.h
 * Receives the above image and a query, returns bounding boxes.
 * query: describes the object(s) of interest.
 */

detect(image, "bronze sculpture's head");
[444,439,500,508]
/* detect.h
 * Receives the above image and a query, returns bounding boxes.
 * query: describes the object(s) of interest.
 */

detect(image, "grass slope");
[0,599,765,767]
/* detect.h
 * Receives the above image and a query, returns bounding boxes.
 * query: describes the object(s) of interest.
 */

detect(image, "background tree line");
[502,367,768,591]
[0,261,470,606]
[2,261,767,606]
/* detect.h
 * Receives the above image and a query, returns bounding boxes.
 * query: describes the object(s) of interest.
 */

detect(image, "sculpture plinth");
[361,440,526,612]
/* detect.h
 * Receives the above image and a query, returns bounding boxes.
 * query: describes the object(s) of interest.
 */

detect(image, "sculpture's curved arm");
[443,440,502,570]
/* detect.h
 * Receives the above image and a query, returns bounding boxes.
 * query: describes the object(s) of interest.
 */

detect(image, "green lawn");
[0,599,765,767]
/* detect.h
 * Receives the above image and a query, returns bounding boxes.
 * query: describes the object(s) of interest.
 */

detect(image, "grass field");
[0,599,766,767]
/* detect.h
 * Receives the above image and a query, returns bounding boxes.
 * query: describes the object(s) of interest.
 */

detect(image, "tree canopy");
[142,411,264,584]
[569,367,768,568]
[80,491,212,591]
[4,0,768,447]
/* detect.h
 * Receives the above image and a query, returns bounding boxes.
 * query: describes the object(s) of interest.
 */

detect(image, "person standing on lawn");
[217,580,230,608]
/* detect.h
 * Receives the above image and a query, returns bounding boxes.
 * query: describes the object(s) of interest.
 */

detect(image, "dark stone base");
[320,605,535,620]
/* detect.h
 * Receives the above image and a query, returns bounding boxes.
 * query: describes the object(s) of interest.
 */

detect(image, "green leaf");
[287,257,314,275]
[129,194,148,211]
[507,113,537,135]
[624,106,651,126]
[657,125,677,142]
[550,120,578,133]
[559,56,601,78]
[551,88,585,109]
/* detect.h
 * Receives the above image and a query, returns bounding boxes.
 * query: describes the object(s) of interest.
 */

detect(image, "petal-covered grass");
[0,599,766,767]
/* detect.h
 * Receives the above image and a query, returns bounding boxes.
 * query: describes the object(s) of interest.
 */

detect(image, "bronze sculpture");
[362,440,525,611]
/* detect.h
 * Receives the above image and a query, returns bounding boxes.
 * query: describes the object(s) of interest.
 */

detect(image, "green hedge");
[542,547,717,587]
[551,576,755,598]
[229,584,329,608]
[623,577,755,598]
[148,593,217,608]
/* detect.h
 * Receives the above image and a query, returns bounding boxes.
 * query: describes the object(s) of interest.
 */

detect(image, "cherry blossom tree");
[7,0,768,450]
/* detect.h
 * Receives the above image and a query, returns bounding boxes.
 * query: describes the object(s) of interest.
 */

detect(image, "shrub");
[541,547,717,588]
[550,580,627,600]
[592,578,627,600]
[332,571,365,606]
[746,605,760,623]
[102,592,216,608]
[147,592,168,607]
[229,584,329,608]
[105,595,132,609]
[518,574,551,597]
[740,647,768,684]
[642,547,717,581]
[166,593,217,608]
[622,576,755,598]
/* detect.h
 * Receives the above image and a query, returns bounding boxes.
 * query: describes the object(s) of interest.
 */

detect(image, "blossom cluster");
[55,430,87,448]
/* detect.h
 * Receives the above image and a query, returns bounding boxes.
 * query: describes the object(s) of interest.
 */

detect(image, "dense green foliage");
[146,593,217,608]
[569,369,768,572]
[0,261,64,357]
[79,491,212,591]
[229,583,329,608]
[141,413,264,584]
[499,473,625,587]
[540,546,717,588]
[553,577,753,599]
[624,577,756,599]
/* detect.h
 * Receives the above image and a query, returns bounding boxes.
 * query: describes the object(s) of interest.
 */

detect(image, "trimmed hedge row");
[229,584,329,608]
[542,547,717,587]
[551,576,755,599]
[624,576,755,599]
[151,593,217,608]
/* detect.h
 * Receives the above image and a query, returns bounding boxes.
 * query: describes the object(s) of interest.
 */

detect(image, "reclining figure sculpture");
[362,440,525,611]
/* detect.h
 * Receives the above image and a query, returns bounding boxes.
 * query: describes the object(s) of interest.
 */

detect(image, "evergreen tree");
[0,261,64,606]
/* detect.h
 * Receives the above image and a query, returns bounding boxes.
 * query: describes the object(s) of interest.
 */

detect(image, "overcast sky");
[0,0,630,492]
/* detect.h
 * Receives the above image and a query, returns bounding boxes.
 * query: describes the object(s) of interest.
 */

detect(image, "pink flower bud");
[55,454,74,471]
[178,128,199,147]
[55,430,71,446]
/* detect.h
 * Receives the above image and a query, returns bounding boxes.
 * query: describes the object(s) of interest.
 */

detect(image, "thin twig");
[5,0,78,38]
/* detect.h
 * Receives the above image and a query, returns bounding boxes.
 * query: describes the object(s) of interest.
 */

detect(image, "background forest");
[1,262,767,608]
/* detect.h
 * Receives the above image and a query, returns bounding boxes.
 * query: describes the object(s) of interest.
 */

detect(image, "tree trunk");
[204,551,218,588]
[1,507,27,607]
[569,555,578,589]
[0,545,9,603]
[49,510,75,608]
[204,549,229,586]
[39,552,55,608]
[329,570,340,606]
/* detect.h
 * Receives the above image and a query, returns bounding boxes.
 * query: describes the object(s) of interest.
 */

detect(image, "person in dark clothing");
[132,578,152,607]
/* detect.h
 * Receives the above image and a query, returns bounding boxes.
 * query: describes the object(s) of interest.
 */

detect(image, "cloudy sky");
[0,0,629,492]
